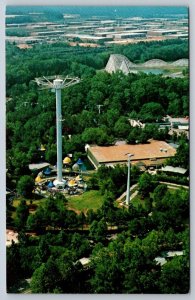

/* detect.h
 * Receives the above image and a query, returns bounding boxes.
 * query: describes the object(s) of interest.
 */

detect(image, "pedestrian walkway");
[159,181,189,189]
[116,184,138,206]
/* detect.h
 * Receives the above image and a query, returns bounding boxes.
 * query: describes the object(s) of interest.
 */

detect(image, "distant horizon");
[6,6,188,19]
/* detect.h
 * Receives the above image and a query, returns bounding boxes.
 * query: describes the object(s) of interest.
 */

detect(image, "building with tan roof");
[85,140,176,169]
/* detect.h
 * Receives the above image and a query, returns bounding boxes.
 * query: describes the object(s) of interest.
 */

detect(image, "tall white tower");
[125,153,134,206]
[35,75,80,187]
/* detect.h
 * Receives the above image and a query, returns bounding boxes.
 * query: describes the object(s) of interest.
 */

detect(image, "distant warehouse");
[64,33,112,42]
[85,140,176,169]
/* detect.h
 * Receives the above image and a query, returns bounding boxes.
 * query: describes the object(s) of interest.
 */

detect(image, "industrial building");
[6,11,188,46]
[64,33,112,42]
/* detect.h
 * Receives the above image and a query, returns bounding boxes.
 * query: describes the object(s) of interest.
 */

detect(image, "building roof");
[166,251,184,257]
[161,166,187,174]
[78,257,91,266]
[166,115,189,124]
[29,162,50,171]
[87,140,176,165]
[154,250,184,266]
[154,257,167,266]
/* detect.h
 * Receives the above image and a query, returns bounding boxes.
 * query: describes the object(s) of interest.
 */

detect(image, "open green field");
[131,194,150,209]
[67,190,104,213]
[12,198,46,208]
[12,190,104,215]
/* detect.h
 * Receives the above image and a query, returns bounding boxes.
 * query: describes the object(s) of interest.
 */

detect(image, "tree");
[7,243,22,291]
[89,219,107,243]
[90,244,124,293]
[26,206,46,231]
[153,184,168,207]
[141,230,163,259]
[82,127,113,146]
[10,148,31,176]
[123,237,160,293]
[77,211,86,230]
[167,139,189,169]
[138,173,156,198]
[15,199,29,230]
[37,235,51,263]
[152,188,189,231]
[30,259,61,293]
[114,116,130,138]
[70,233,90,258]
[99,177,116,196]
[127,126,141,144]
[86,209,97,224]
[44,194,67,229]
[159,256,189,293]
[139,102,165,122]
[17,175,34,197]
[101,192,116,221]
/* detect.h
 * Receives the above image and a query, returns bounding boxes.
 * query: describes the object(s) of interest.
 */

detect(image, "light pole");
[34,75,80,188]
[97,104,103,114]
[125,153,134,206]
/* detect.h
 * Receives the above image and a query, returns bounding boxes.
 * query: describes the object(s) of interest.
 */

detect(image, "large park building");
[85,140,176,169]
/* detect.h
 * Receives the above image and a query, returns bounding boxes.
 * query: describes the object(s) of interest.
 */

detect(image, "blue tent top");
[47,181,54,188]
[76,158,83,165]
[43,167,51,175]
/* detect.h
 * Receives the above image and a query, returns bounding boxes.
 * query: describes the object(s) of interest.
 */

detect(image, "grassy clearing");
[12,198,46,208]
[67,190,104,213]
[131,193,150,209]
[12,190,104,215]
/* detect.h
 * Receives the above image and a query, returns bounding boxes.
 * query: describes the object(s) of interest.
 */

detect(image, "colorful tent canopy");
[38,171,43,178]
[39,144,46,151]
[35,176,42,183]
[77,158,83,165]
[43,167,51,175]
[76,175,82,181]
[68,180,77,187]
[63,156,71,164]
[72,163,79,171]
[47,181,54,188]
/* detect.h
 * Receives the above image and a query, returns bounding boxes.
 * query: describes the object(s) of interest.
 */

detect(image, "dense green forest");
[6,39,189,293]
[7,176,189,293]
[6,40,189,178]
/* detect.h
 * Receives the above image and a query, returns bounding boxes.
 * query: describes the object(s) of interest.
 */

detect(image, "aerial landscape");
[6,6,189,294]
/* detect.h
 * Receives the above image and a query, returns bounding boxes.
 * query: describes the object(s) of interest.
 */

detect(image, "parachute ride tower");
[35,75,80,187]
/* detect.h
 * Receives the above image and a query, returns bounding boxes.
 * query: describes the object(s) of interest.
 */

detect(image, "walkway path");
[116,184,138,206]
[159,181,189,189]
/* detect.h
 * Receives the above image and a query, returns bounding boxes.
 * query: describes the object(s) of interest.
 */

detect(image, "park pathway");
[116,184,138,205]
